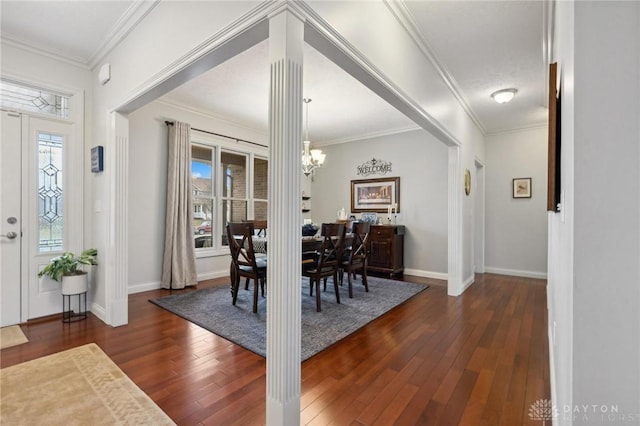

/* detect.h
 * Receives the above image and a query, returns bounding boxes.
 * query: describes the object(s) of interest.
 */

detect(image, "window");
[221,151,248,247]
[1,79,69,119]
[253,157,268,220]
[38,132,64,252]
[192,145,215,249]
[191,136,267,253]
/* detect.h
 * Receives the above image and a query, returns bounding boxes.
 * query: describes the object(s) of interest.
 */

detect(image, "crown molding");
[1,34,89,70]
[297,1,461,148]
[317,124,421,147]
[1,1,159,71]
[385,0,488,136]
[156,98,268,138]
[88,1,160,70]
[485,122,548,137]
[158,98,419,148]
[115,1,275,113]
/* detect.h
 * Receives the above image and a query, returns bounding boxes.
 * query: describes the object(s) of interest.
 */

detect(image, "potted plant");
[38,248,98,295]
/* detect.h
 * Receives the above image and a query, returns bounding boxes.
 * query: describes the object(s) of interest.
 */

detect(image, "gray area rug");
[150,276,428,361]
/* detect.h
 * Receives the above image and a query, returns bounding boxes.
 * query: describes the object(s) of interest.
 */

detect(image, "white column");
[266,8,304,426]
[105,111,129,326]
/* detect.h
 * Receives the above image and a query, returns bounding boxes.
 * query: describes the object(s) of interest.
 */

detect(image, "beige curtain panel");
[161,121,197,289]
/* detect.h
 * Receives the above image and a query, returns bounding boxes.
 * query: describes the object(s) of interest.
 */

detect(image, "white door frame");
[0,79,84,323]
[474,158,485,273]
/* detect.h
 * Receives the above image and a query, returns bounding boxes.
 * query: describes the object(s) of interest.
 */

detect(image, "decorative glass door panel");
[37,132,64,253]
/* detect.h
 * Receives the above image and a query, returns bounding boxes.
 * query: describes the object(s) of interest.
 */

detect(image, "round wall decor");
[464,169,471,196]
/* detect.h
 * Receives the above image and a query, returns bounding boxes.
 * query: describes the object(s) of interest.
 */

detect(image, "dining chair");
[242,219,267,237]
[302,222,345,312]
[226,222,267,313]
[340,221,370,298]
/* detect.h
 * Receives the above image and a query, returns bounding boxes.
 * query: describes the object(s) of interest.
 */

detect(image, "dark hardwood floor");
[1,273,549,425]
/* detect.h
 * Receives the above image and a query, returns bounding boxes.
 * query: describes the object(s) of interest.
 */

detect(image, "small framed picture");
[513,177,532,198]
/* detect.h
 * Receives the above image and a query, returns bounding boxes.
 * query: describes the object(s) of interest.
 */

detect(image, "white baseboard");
[403,268,448,282]
[462,274,475,292]
[484,267,547,280]
[129,280,162,294]
[128,270,229,295]
[197,270,229,281]
[548,322,558,426]
[90,302,106,323]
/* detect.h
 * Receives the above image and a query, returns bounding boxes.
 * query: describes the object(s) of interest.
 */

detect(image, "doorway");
[474,159,485,273]
[0,110,80,325]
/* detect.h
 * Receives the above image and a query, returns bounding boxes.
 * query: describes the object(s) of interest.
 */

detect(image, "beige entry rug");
[0,343,175,425]
[0,325,28,350]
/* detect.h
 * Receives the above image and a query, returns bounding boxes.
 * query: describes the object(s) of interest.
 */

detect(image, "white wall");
[548,0,576,419]
[0,42,92,108]
[127,100,268,293]
[89,1,261,313]
[309,0,486,289]
[485,126,548,278]
[312,129,448,277]
[550,1,640,423]
[572,2,639,422]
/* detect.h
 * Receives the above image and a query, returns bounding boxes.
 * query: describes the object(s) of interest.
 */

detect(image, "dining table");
[247,234,352,256]
[248,235,324,256]
[230,233,353,296]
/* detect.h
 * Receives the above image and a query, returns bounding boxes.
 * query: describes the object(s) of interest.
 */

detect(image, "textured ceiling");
[0,1,547,140]
[404,1,548,134]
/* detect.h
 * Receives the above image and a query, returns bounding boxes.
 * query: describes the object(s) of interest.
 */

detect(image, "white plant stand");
[61,274,88,323]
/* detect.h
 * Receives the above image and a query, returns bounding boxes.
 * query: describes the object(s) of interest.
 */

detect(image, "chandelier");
[301,98,325,176]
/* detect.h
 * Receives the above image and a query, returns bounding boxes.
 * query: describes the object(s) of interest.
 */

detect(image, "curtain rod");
[165,120,267,148]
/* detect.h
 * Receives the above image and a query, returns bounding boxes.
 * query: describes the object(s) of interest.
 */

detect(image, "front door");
[28,117,77,319]
[0,111,79,323]
[1,111,23,326]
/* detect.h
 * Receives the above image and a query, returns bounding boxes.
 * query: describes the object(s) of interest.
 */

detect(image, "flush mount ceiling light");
[491,88,518,104]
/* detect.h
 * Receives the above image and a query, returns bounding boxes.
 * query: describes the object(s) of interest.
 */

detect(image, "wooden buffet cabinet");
[366,225,405,277]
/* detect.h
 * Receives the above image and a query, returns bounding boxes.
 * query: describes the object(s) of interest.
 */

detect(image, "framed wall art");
[513,177,532,198]
[351,177,400,213]
[464,169,471,196]
[547,62,561,211]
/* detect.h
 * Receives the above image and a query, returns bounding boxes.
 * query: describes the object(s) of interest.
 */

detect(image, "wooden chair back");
[226,221,266,313]
[227,222,260,271]
[316,222,345,271]
[242,219,267,237]
[349,221,371,264]
[302,222,345,312]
